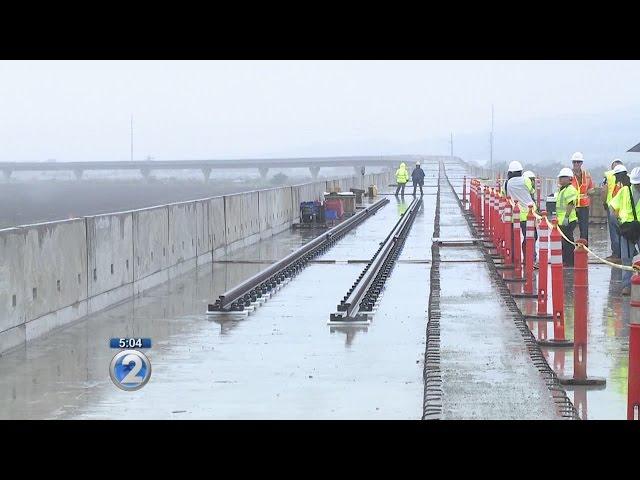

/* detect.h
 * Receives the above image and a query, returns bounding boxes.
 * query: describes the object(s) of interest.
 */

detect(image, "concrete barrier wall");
[4,220,89,347]
[258,186,293,237]
[86,211,134,313]
[195,199,210,264]
[0,172,397,354]
[224,191,260,249]
[0,228,29,351]
[208,196,226,254]
[132,206,169,292]
[168,201,198,272]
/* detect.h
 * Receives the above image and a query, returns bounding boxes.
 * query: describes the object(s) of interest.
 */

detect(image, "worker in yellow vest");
[602,159,624,262]
[395,162,409,197]
[556,168,579,267]
[609,166,640,295]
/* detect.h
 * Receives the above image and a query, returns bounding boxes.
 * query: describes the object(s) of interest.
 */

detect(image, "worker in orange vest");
[570,151,595,243]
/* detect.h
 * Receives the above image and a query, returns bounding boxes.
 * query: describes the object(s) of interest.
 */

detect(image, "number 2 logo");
[109,350,152,391]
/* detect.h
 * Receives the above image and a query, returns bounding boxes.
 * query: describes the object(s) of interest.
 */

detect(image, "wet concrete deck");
[0,182,434,419]
[438,166,560,419]
[513,228,633,420]
[3,160,625,420]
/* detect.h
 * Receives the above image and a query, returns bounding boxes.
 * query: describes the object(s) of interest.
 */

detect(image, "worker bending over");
[570,152,594,243]
[609,166,640,296]
[504,161,538,264]
[602,159,625,263]
[556,168,579,267]
[395,162,409,197]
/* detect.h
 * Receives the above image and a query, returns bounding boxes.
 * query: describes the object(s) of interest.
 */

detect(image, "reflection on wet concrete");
[514,226,633,419]
[0,183,434,419]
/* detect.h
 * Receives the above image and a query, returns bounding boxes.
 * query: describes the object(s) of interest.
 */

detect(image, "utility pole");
[489,104,494,171]
[450,132,453,160]
[130,115,134,162]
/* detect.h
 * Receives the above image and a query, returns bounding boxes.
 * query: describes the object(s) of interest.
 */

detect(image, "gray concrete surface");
[439,163,560,419]
[0,185,428,419]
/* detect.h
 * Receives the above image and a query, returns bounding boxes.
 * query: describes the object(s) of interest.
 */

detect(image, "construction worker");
[504,161,538,263]
[523,170,537,206]
[602,158,624,262]
[569,152,595,243]
[609,166,640,296]
[411,161,425,196]
[395,162,409,196]
[556,167,579,267]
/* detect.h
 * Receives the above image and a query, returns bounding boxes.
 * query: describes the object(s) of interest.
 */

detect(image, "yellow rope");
[550,222,638,272]
[475,177,640,273]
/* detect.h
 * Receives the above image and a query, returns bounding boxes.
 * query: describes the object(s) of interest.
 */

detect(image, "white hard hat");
[613,164,628,174]
[416,161,421,166]
[523,170,535,179]
[611,158,623,168]
[557,167,574,178]
[571,151,584,162]
[508,161,523,172]
[630,167,640,185]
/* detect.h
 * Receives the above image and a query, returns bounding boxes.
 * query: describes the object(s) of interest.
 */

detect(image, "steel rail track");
[329,196,422,324]
[206,197,389,314]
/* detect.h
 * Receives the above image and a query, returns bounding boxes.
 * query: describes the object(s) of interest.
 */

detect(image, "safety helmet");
[508,161,523,172]
[570,151,584,162]
[630,167,640,185]
[611,158,623,169]
[400,162,406,168]
[557,167,574,178]
[416,161,421,166]
[613,164,628,174]
[523,170,535,179]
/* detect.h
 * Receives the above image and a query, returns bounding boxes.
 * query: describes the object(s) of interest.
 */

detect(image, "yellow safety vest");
[556,185,578,224]
[604,170,617,205]
[525,177,535,195]
[609,185,640,224]
[395,167,409,184]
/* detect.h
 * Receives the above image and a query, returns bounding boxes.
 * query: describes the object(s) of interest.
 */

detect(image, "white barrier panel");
[133,206,169,282]
[168,201,198,267]
[0,228,28,351]
[86,211,134,307]
[21,219,88,341]
[195,198,209,262]
[208,196,226,252]
[258,186,293,236]
[224,191,260,247]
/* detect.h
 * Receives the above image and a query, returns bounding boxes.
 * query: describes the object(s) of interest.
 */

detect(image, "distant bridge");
[0,154,440,181]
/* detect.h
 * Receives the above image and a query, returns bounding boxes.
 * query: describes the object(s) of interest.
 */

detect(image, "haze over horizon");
[1,60,639,166]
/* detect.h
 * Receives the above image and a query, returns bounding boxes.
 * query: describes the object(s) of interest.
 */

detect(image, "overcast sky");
[1,60,640,162]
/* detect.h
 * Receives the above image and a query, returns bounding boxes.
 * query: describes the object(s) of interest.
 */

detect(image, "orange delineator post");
[512,202,522,267]
[498,193,506,258]
[558,240,605,387]
[492,189,498,248]
[524,205,536,293]
[504,202,525,283]
[463,176,467,210]
[538,220,573,347]
[483,186,490,239]
[628,262,640,420]
[524,212,553,319]
[503,198,513,266]
[513,204,537,297]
